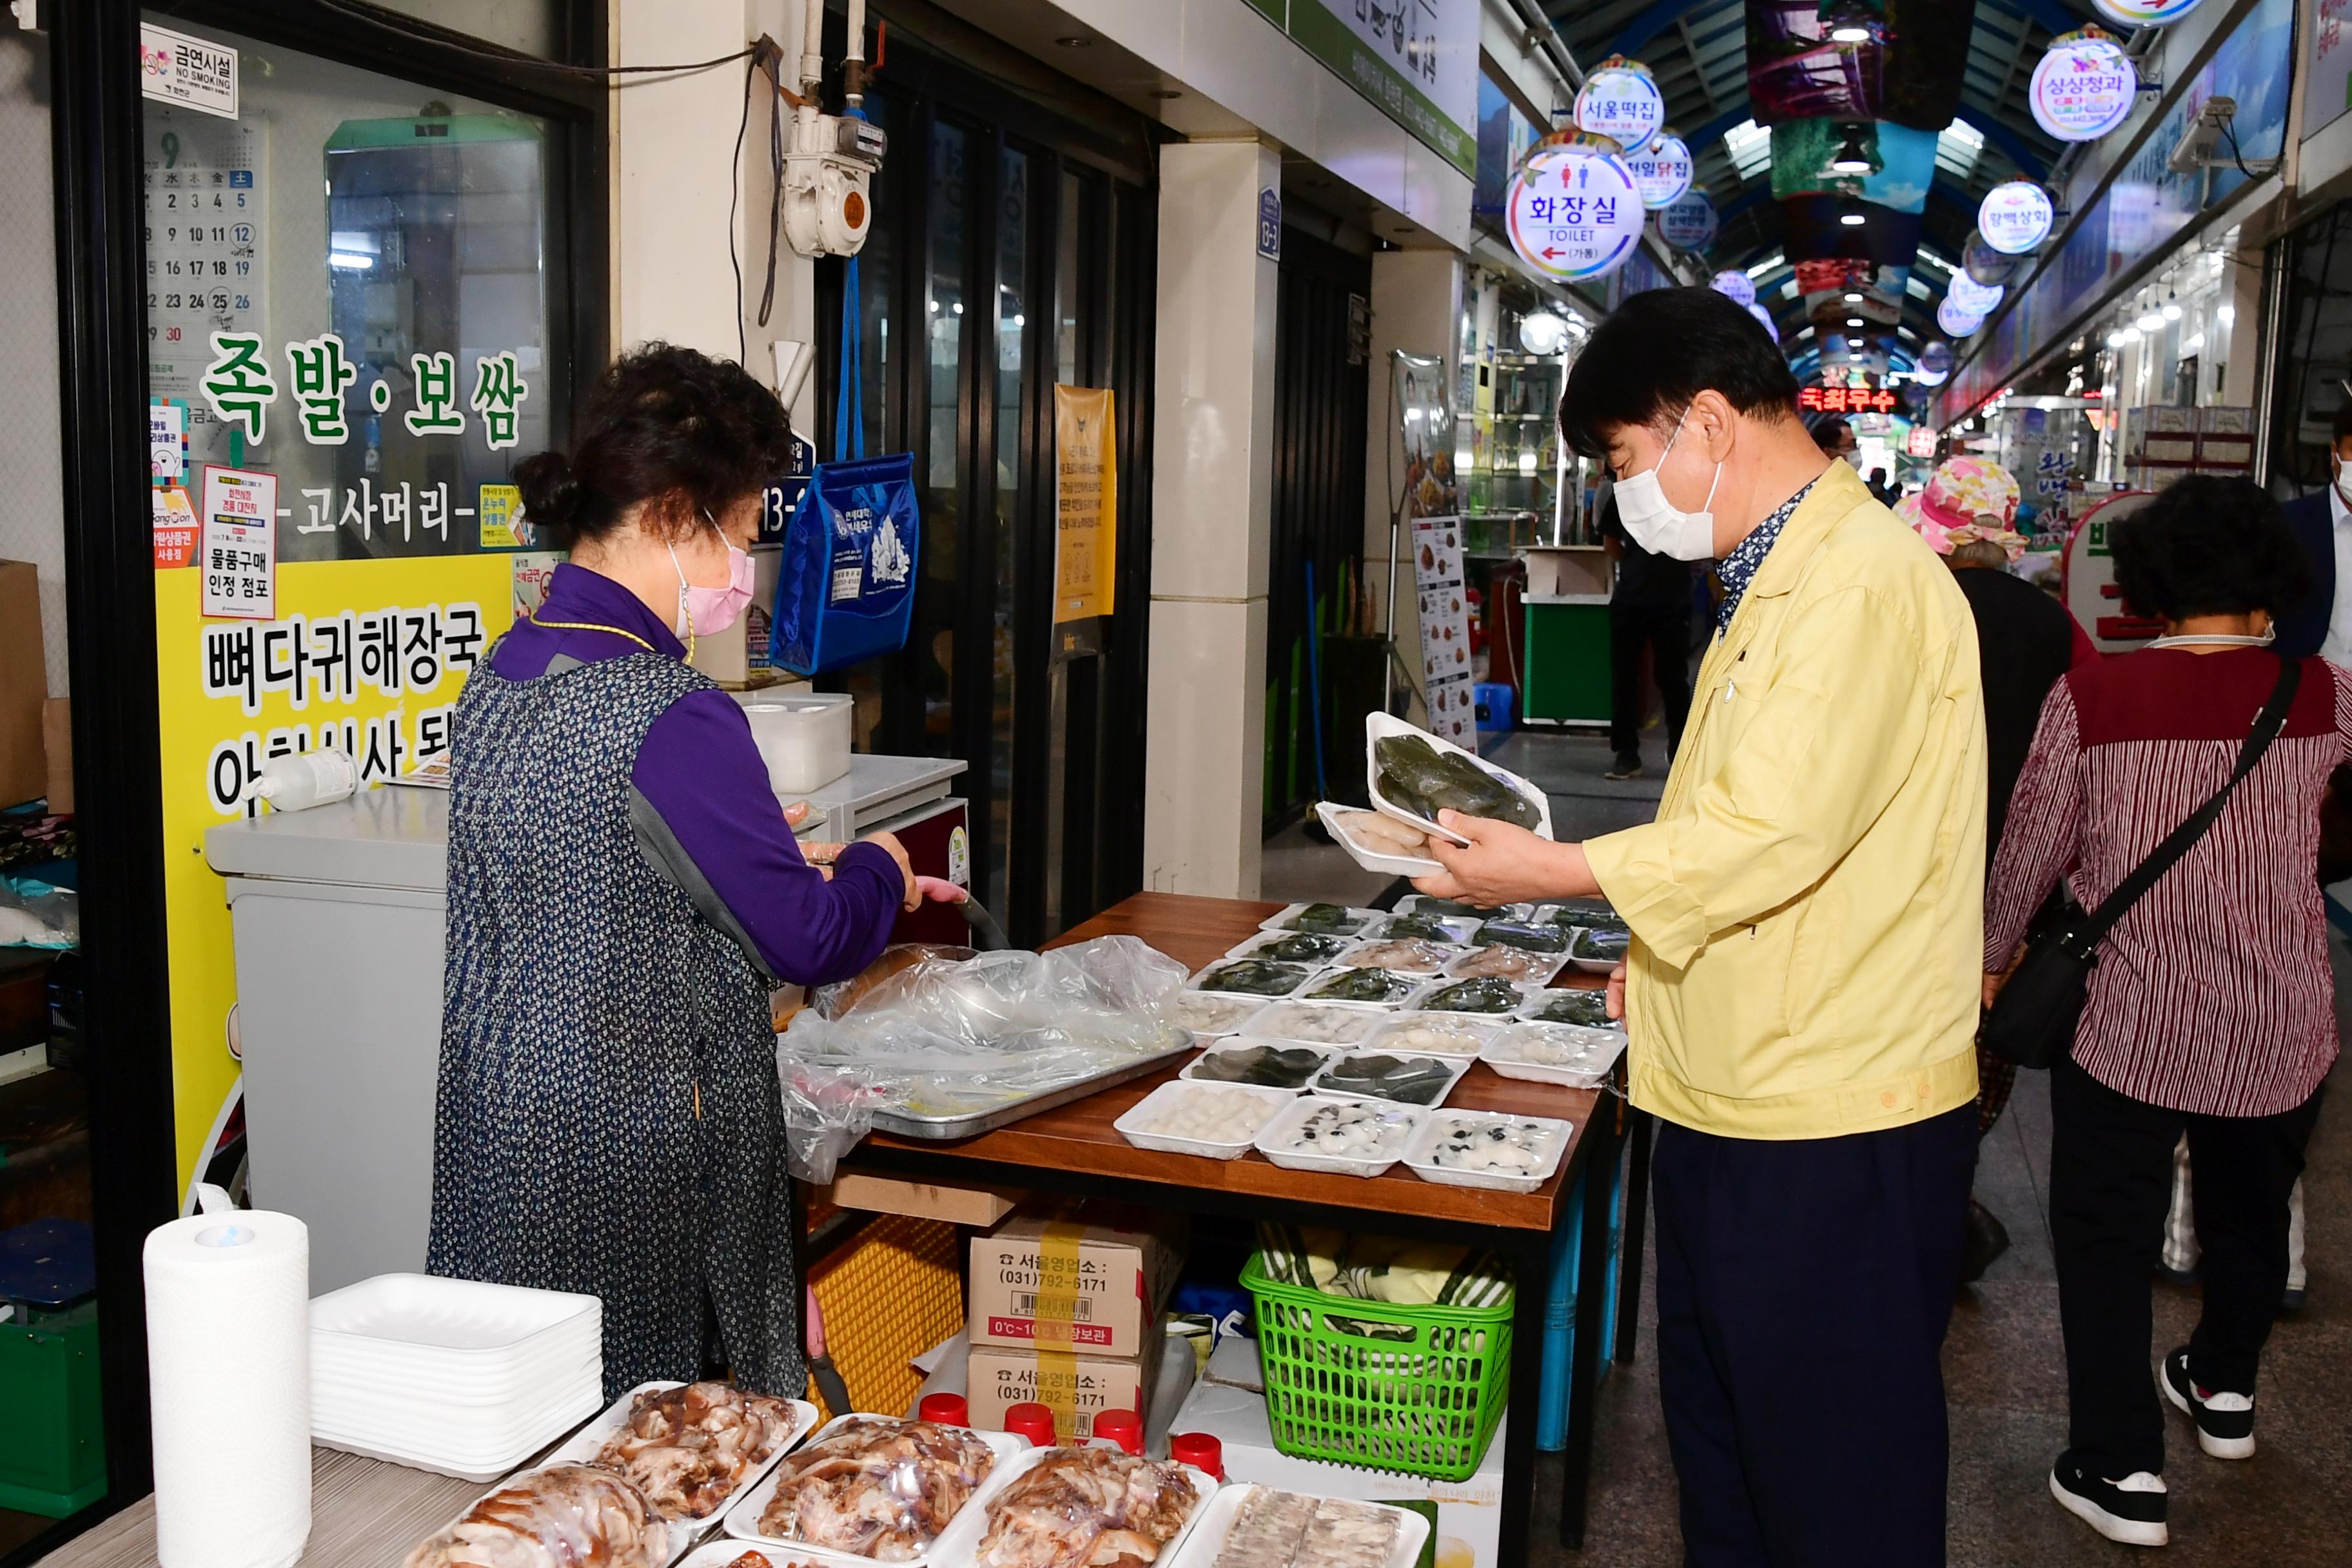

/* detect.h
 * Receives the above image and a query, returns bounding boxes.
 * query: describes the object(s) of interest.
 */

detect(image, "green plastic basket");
[1241,1253,1513,1481]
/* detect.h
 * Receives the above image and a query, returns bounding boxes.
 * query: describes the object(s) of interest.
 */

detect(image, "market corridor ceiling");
[1549,1,2114,370]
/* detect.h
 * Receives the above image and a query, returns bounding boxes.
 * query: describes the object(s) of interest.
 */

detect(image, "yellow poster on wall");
[155,554,514,1202]
[1052,386,1116,640]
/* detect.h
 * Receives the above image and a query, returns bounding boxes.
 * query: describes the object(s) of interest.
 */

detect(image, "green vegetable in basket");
[1474,919,1569,954]
[1199,959,1309,995]
[1308,967,1418,1005]
[1253,932,1352,965]
[1283,902,1368,935]
[1419,977,1522,1014]
[1375,734,1541,830]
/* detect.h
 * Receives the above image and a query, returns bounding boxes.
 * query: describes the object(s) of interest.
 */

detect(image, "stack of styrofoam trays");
[1239,1000,1389,1050]
[309,1273,605,1480]
[1482,1022,1627,1089]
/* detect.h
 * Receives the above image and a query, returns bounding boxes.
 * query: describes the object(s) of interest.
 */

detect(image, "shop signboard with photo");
[1244,0,1478,175]
[1624,132,1692,210]
[2029,31,2137,142]
[1656,191,1717,250]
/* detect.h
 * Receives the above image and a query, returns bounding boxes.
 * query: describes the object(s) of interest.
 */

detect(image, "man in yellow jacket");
[1418,288,1984,1566]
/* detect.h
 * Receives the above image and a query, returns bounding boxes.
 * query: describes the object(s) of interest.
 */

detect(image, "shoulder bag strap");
[2068,654,2303,954]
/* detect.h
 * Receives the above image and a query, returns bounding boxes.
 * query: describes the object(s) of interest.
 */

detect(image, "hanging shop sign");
[1574,57,1664,153]
[1656,191,1718,250]
[1799,386,1898,414]
[1050,386,1117,660]
[2091,0,2200,24]
[1937,297,1987,337]
[1625,132,1694,210]
[1978,181,2055,254]
[1411,516,1477,747]
[1946,271,2004,316]
[1747,302,1779,338]
[1963,232,2021,286]
[1505,135,1645,282]
[1915,340,1954,386]
[1244,0,1478,175]
[1710,268,1758,306]
[2030,30,2137,142]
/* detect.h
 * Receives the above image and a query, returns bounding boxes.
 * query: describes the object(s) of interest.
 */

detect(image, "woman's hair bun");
[513,450,582,537]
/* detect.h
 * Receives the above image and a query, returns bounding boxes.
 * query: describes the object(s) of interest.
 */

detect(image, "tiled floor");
[1271,724,2352,1566]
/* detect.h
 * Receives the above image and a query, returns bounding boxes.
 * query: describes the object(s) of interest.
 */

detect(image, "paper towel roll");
[144,1195,312,1568]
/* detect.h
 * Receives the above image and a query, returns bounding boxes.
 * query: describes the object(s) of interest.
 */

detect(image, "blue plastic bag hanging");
[769,251,921,676]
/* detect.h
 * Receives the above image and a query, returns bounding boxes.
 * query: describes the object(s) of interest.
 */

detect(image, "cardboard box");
[1172,1338,1505,1568]
[824,1173,1023,1229]
[969,1202,1184,1360]
[41,700,71,816]
[0,563,46,809]
[965,1339,1157,1443]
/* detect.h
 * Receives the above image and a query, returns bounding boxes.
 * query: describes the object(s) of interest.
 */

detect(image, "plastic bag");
[775,937,1189,1175]
[0,879,77,949]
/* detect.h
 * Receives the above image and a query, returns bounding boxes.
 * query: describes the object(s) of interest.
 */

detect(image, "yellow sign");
[478,484,525,549]
[155,554,514,1199]
[1052,386,1115,625]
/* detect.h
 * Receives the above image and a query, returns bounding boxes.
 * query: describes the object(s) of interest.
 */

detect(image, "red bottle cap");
[917,1393,969,1427]
[1092,1409,1144,1455]
[1004,1401,1057,1447]
[1170,1432,1224,1480]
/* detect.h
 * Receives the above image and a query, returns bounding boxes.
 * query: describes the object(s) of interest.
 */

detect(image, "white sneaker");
[2050,1453,2168,1547]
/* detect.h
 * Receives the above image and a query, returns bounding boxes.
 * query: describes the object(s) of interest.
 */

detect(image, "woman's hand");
[859,829,921,911]
[1413,812,1594,906]
[799,844,846,880]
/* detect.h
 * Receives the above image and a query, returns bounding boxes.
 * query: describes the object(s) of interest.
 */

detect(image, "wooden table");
[841,892,1642,1556]
[38,894,1645,1567]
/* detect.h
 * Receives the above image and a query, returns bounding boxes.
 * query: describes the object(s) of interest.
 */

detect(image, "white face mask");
[2333,453,2351,509]
[1614,406,1722,562]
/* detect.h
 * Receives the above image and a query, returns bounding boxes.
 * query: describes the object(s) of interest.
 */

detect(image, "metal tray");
[865,1026,1199,1141]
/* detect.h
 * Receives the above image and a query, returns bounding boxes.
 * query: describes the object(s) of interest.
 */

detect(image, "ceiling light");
[2119,324,2141,342]
[1518,311,1571,357]
[2217,303,2236,325]
[2162,298,2182,321]
[1821,1,1877,43]
[1847,317,1864,327]
[2105,331,2126,348]
[1844,291,1863,302]
[1828,124,1873,175]
[2184,333,2206,353]
[1839,197,1867,227]
[2135,310,2166,332]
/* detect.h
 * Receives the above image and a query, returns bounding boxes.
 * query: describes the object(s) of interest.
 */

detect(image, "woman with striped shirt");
[1985,476,2345,1549]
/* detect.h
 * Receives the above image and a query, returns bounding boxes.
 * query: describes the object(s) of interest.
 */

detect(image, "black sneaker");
[1959,1197,2011,1284]
[2049,1451,2168,1547]
[2162,1346,2255,1459]
[1603,755,1643,780]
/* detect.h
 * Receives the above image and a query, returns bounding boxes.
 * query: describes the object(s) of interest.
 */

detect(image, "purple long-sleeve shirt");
[492,563,900,986]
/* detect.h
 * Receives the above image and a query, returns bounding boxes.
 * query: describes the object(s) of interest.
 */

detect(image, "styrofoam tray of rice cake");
[1366,712,1551,847]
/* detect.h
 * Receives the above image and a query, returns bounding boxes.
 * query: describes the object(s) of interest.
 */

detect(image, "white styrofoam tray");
[1366,910,1483,946]
[1482,1023,1627,1089]
[309,1273,600,1358]
[1442,943,1571,987]
[1291,966,1429,1010]
[312,1373,602,1449]
[1409,977,1537,1018]
[1366,712,1553,847]
[1184,958,1322,1003]
[1166,992,1273,1039]
[1255,901,1387,937]
[1165,1484,1431,1568]
[1404,1108,1574,1194]
[1235,1000,1391,1049]
[1306,1048,1471,1110]
[1360,1015,1499,1058]
[1179,1041,1334,1093]
[1251,1094,1426,1177]
[722,1416,1026,1563]
[537,1381,820,1539]
[1514,988,1621,1028]
[1224,926,1366,968]
[1317,800,1444,879]
[1115,1080,1298,1159]
[1394,894,1534,923]
[312,1379,607,1482]
[310,1346,601,1405]
[1565,926,1632,974]
[1331,935,1471,976]
[915,1447,1219,1567]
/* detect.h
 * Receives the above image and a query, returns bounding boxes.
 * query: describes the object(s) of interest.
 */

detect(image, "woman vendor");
[429,342,921,1401]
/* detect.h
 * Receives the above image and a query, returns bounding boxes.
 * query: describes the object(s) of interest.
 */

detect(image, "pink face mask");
[669,514,756,643]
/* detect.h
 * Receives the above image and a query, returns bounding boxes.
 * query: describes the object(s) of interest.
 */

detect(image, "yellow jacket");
[1585,462,1984,1139]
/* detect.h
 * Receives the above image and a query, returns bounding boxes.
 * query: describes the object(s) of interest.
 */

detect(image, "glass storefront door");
[818,35,1157,948]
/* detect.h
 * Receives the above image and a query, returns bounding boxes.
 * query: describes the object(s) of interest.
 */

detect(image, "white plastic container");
[1395,893,1534,922]
[1360,1015,1498,1058]
[1114,1081,1296,1158]
[1238,1000,1387,1048]
[1224,928,1364,968]
[1410,977,1536,1018]
[1255,901,1386,937]
[1293,966,1426,1009]
[1482,1023,1627,1088]
[1317,800,1444,878]
[535,1380,819,1535]
[918,1448,1218,1565]
[1515,988,1622,1028]
[1166,992,1269,1039]
[1184,958,1321,1003]
[722,1416,1026,1564]
[1405,1108,1574,1194]
[1565,927,1632,974]
[1442,943,1571,987]
[1166,1486,1429,1568]
[1308,1048,1471,1110]
[734,691,854,793]
[1177,1041,1333,1093]
[1251,1094,1424,1177]
[1365,712,1552,847]
[244,746,358,812]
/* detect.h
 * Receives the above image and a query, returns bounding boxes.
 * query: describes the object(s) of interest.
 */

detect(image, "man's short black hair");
[2331,402,2352,447]
[2111,475,2313,622]
[1558,286,1801,460]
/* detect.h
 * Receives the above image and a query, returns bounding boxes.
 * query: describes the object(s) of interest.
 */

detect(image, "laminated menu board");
[1413,517,1477,746]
